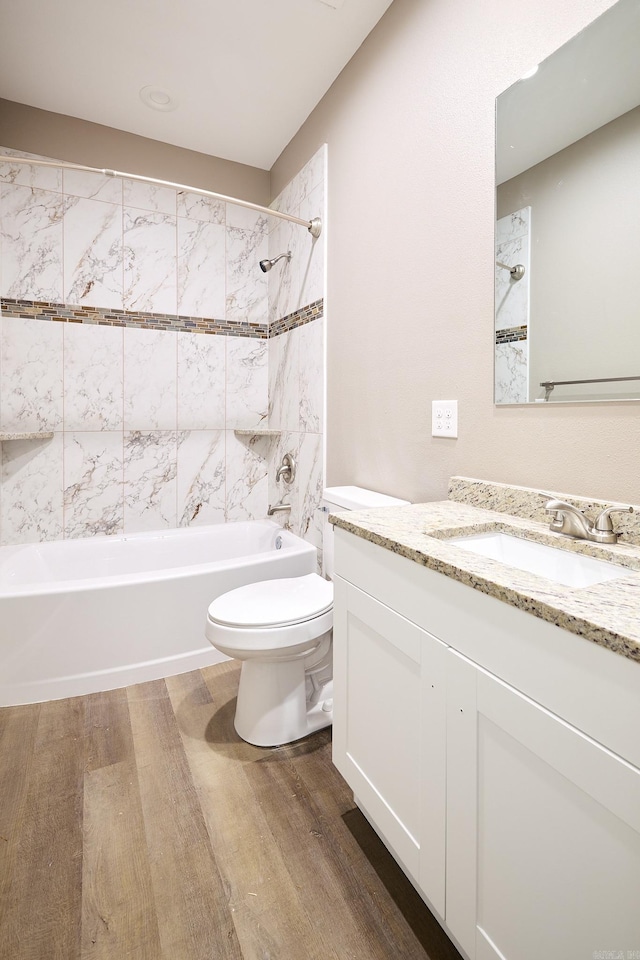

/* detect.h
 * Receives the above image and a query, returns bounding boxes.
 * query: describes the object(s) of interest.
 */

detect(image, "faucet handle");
[593,504,634,533]
[545,498,583,517]
[276,452,296,485]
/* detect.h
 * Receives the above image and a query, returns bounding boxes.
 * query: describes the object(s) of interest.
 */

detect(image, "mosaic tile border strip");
[270,299,324,338]
[0,297,324,339]
[495,325,527,344]
[0,299,269,339]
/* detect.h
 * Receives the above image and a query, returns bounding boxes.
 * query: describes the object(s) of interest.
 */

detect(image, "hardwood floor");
[0,660,462,960]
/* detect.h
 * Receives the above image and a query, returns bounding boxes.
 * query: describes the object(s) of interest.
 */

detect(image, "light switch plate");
[432,400,458,438]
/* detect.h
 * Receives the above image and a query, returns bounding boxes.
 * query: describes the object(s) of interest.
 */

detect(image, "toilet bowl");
[206,573,333,747]
[206,486,410,747]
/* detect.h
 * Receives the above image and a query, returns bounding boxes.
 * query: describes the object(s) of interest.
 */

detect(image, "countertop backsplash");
[448,476,640,546]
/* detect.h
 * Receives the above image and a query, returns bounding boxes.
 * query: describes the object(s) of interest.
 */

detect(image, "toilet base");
[234,655,333,747]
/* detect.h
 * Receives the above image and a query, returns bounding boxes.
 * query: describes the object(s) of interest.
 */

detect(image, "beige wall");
[271,0,640,504]
[0,99,269,204]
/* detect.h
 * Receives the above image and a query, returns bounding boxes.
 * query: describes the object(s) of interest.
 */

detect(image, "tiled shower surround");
[494,206,530,404]
[0,145,325,548]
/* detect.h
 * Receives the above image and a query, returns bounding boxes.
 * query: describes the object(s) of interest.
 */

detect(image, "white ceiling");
[0,0,394,170]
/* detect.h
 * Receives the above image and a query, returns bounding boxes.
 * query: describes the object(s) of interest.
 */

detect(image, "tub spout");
[267,501,291,516]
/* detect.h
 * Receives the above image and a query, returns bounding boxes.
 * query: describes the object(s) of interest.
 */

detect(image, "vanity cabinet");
[332,526,640,960]
[332,577,447,916]
[447,650,640,960]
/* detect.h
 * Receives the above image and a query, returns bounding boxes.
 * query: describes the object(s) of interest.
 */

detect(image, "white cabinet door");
[446,649,640,960]
[332,576,448,916]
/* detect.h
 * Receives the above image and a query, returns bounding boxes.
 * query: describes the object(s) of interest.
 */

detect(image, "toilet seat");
[206,573,333,659]
[208,573,333,628]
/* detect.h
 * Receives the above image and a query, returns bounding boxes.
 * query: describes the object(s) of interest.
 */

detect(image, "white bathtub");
[0,521,317,706]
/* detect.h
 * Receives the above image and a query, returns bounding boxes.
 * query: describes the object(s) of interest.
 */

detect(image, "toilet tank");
[321,485,410,580]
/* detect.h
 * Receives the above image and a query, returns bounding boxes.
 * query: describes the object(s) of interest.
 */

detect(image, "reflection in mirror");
[494,0,640,404]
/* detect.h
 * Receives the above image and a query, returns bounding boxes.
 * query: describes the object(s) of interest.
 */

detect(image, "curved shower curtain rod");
[0,155,323,238]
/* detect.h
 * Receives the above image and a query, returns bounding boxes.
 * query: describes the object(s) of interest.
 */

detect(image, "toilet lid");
[208,573,333,628]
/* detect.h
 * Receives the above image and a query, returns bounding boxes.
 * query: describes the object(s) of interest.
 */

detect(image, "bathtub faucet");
[267,500,291,516]
[275,452,296,484]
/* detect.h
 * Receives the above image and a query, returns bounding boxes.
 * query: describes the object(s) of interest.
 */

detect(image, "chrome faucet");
[545,499,633,544]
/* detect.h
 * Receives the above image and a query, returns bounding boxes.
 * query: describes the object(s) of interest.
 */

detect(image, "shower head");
[259,251,291,273]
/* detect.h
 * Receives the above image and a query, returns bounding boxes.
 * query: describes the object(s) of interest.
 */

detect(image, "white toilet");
[205,486,409,747]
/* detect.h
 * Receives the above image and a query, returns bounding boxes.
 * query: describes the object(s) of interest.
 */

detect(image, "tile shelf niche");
[0,432,54,442]
[233,429,281,438]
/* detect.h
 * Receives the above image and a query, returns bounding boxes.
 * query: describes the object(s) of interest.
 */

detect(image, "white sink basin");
[449,531,627,588]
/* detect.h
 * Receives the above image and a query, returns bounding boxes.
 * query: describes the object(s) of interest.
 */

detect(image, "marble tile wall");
[495,206,530,404]
[0,317,269,543]
[266,146,326,568]
[0,144,326,550]
[0,146,269,544]
[0,146,261,322]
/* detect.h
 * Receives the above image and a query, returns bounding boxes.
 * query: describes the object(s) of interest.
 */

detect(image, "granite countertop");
[330,492,640,665]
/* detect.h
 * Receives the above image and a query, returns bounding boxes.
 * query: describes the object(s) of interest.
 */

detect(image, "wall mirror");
[494,0,640,404]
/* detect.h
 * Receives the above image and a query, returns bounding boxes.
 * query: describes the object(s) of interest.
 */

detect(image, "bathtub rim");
[0,520,316,599]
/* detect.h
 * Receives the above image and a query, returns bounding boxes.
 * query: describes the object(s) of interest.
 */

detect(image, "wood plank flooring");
[0,660,462,960]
